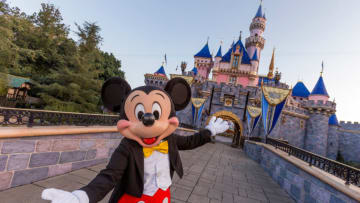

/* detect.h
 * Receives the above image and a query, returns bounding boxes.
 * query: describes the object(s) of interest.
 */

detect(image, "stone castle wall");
[304,113,330,157]
[327,125,339,160]
[0,132,122,191]
[337,122,360,163]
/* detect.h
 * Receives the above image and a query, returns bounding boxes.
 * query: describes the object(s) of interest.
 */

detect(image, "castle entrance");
[206,111,244,148]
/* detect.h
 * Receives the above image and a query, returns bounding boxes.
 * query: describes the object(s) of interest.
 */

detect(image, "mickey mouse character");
[42,77,229,203]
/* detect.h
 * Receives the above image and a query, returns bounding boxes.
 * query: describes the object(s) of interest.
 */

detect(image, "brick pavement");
[0,141,295,203]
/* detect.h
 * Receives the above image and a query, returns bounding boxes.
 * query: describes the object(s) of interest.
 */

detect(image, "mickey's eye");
[152,102,162,120]
[135,103,145,120]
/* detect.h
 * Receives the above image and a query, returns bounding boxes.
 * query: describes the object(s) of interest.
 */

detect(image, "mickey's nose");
[142,113,155,126]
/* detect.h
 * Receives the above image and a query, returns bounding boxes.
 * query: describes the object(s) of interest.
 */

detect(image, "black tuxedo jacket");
[81,129,212,203]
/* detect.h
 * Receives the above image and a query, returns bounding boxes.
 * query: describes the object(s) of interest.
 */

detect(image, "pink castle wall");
[308,95,329,102]
[198,67,208,79]
[237,77,249,87]
[215,74,229,84]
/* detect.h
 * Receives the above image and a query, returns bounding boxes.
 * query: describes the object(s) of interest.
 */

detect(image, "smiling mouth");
[142,136,159,145]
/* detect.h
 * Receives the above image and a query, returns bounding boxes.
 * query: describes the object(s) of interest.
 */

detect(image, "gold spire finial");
[239,31,242,41]
[267,47,275,79]
[320,61,324,76]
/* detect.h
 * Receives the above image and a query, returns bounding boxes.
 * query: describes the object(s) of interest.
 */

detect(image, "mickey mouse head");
[101,77,191,147]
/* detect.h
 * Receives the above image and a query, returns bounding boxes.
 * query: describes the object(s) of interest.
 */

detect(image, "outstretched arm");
[176,117,229,150]
[175,129,212,150]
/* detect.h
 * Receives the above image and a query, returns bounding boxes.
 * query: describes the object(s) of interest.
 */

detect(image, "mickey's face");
[117,89,179,147]
[101,77,191,148]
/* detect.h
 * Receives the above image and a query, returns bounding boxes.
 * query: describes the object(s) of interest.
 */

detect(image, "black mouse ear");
[164,77,191,111]
[101,77,131,112]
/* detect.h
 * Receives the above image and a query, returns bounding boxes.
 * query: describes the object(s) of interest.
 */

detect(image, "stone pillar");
[327,125,339,160]
[304,112,329,156]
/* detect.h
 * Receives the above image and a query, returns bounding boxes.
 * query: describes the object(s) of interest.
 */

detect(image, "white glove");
[205,117,230,136]
[42,188,89,203]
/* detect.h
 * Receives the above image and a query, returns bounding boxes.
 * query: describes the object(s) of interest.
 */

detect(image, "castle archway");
[206,111,244,147]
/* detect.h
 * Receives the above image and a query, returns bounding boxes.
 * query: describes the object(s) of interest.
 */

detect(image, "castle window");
[229,76,237,84]
[232,55,239,68]
[300,120,305,129]
[281,116,286,124]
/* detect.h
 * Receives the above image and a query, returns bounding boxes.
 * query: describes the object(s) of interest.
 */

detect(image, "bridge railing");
[0,106,200,129]
[266,137,360,187]
[0,107,119,127]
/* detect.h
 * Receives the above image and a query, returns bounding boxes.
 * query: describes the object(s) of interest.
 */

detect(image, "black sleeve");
[175,129,212,150]
[80,143,129,203]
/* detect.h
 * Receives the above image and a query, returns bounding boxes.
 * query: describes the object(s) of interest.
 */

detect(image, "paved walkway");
[0,141,295,203]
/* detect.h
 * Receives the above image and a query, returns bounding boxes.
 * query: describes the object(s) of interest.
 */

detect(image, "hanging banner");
[191,98,206,125]
[261,85,290,136]
[246,106,261,135]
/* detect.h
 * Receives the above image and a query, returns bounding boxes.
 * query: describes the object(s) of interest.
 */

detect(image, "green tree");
[0,2,125,113]
[0,73,8,96]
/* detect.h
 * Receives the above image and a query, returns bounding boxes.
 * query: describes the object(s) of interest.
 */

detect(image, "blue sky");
[7,0,360,122]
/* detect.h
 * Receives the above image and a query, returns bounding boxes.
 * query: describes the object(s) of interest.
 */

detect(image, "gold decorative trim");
[191,98,206,109]
[261,85,291,105]
[170,74,194,86]
[206,110,243,137]
[247,106,261,118]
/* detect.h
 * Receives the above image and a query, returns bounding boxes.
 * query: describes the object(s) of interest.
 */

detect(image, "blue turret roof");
[221,39,251,64]
[251,49,259,61]
[215,46,222,57]
[154,66,166,75]
[311,76,329,97]
[292,81,310,98]
[191,67,198,75]
[194,43,212,58]
[255,4,264,18]
[329,114,339,126]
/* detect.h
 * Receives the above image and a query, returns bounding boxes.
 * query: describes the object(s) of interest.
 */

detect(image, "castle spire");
[194,41,212,58]
[215,45,222,58]
[251,49,258,61]
[255,0,264,19]
[267,48,275,78]
[310,71,329,97]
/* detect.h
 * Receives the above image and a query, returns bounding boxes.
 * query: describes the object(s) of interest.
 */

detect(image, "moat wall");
[244,141,360,203]
[0,128,122,191]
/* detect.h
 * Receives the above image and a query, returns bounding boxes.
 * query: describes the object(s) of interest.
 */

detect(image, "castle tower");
[327,114,339,160]
[308,74,329,102]
[144,64,169,88]
[291,80,310,101]
[245,1,266,61]
[194,41,213,80]
[304,72,335,156]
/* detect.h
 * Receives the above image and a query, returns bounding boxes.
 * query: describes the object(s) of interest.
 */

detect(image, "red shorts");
[118,188,170,203]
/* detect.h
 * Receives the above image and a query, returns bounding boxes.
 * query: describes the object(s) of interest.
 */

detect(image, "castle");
[144,2,360,164]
